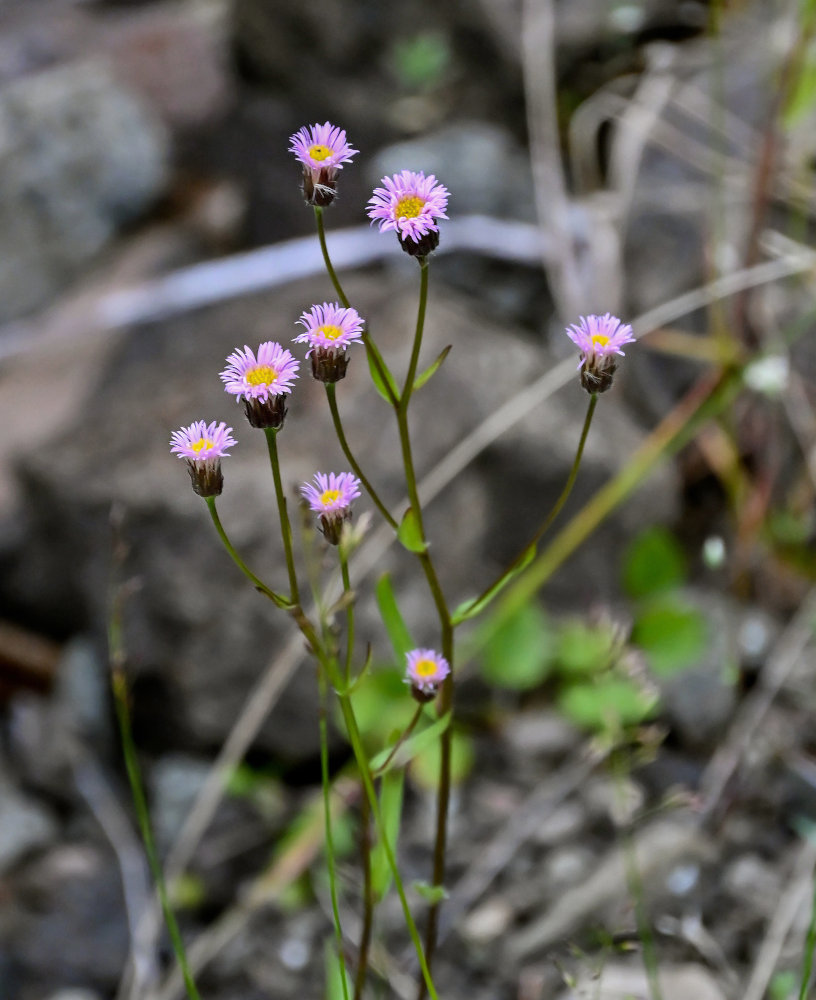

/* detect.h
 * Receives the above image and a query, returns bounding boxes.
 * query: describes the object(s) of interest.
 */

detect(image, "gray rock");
[0,759,57,873]
[150,754,213,852]
[1,273,678,758]
[0,60,168,322]
[558,961,727,1000]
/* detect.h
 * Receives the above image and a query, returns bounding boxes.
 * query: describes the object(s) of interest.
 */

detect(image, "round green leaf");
[480,603,555,690]
[622,526,687,599]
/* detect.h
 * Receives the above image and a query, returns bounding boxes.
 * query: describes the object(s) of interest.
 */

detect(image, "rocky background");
[1,1,816,999]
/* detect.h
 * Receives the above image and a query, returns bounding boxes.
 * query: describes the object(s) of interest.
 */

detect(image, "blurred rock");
[150,753,213,852]
[0,757,57,873]
[723,852,781,919]
[0,60,168,321]
[501,709,582,759]
[0,274,678,759]
[558,961,726,1000]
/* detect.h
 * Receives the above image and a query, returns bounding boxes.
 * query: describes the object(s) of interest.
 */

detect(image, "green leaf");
[412,880,449,904]
[370,711,452,773]
[632,596,708,676]
[622,526,687,599]
[365,337,399,404]
[346,668,415,747]
[479,602,554,690]
[556,620,616,676]
[452,545,536,624]
[397,507,428,553]
[410,731,475,790]
[558,677,658,734]
[375,574,415,660]
[324,938,353,1000]
[413,345,452,391]
[371,768,404,901]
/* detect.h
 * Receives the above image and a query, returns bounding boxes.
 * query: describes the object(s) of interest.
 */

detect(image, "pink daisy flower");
[405,648,450,699]
[293,301,364,383]
[301,471,362,545]
[220,342,299,428]
[170,420,236,497]
[565,313,635,394]
[367,170,449,256]
[289,121,358,207]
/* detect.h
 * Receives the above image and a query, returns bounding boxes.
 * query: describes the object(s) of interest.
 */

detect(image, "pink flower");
[405,648,450,697]
[170,420,236,497]
[289,122,358,206]
[294,302,364,356]
[301,471,362,545]
[367,170,449,250]
[565,313,635,394]
[221,342,299,428]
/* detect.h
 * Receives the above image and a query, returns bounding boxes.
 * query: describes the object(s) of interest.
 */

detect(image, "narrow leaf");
[452,544,536,624]
[375,575,414,660]
[412,880,449,905]
[371,768,404,900]
[370,711,452,773]
[413,344,452,391]
[397,507,428,553]
[364,337,399,404]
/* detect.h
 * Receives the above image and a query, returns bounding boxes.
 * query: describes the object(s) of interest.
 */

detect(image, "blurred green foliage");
[390,31,452,90]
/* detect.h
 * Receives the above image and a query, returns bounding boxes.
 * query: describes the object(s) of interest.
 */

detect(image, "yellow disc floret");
[318,324,344,341]
[395,195,425,219]
[246,365,280,387]
[309,143,333,162]
[320,488,341,507]
[591,334,610,347]
[414,658,439,678]
[191,437,214,454]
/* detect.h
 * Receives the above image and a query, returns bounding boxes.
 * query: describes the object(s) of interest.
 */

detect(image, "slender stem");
[325,383,398,531]
[799,867,816,1000]
[459,392,599,619]
[108,593,201,1000]
[373,704,424,776]
[264,427,300,604]
[318,662,351,1000]
[205,497,289,607]
[315,206,350,307]
[353,792,374,1000]
[340,553,355,685]
[337,694,439,1000]
[401,258,429,401]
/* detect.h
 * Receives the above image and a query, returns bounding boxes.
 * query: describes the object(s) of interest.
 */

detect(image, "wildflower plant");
[156,119,642,1000]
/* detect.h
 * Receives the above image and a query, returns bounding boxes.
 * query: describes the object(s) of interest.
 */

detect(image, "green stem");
[373,704,424,776]
[460,392,598,619]
[108,595,201,1000]
[401,258,429,401]
[315,206,350,307]
[353,792,374,1000]
[337,694,439,1000]
[340,553,355,685]
[318,662,351,1000]
[264,427,300,604]
[205,497,289,608]
[325,383,398,531]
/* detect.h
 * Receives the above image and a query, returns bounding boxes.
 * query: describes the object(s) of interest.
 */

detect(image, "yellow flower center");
[591,334,610,347]
[191,437,214,454]
[414,658,438,678]
[246,365,279,387]
[320,489,341,507]
[318,324,344,341]
[309,143,332,162]
[396,195,425,219]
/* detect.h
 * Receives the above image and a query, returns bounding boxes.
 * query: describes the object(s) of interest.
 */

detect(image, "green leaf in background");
[558,677,658,733]
[412,880,449,905]
[364,337,399,404]
[410,730,475,790]
[371,768,405,901]
[347,668,415,747]
[556,620,616,676]
[622,525,687,599]
[324,938,353,1000]
[375,574,415,660]
[413,345,452,391]
[479,602,554,690]
[390,31,451,90]
[452,544,536,624]
[632,596,708,676]
[397,507,428,553]
[785,47,816,126]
